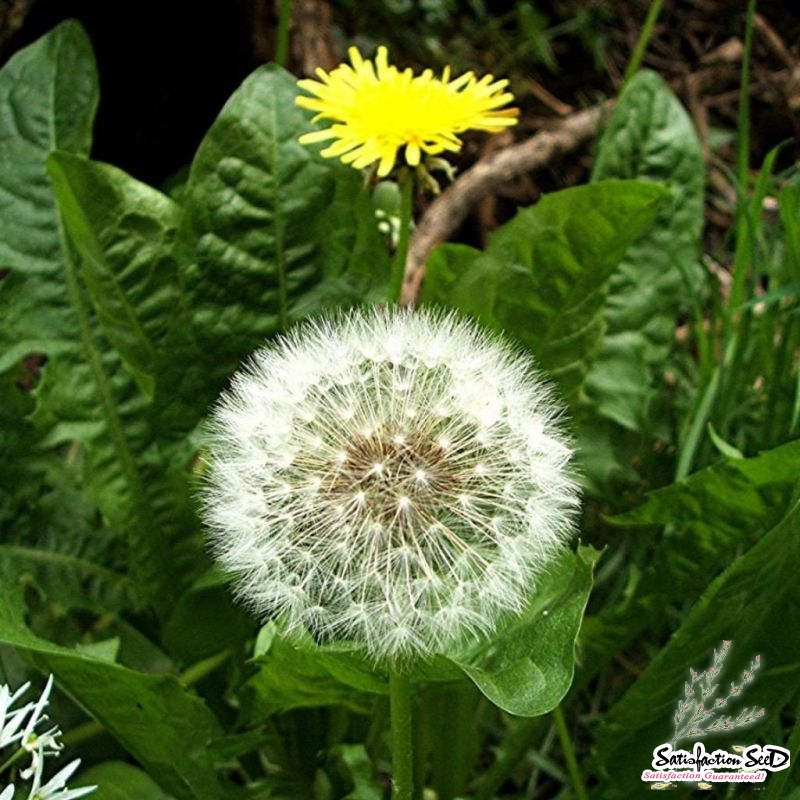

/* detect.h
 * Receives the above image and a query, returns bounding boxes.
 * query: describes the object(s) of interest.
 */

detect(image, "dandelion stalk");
[389,670,415,800]
[389,168,414,304]
[621,0,665,88]
[274,0,292,68]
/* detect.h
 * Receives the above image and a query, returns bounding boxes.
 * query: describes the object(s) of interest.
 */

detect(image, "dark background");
[1,0,260,185]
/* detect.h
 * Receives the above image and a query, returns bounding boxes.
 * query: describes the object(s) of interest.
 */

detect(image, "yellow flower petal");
[295,47,518,176]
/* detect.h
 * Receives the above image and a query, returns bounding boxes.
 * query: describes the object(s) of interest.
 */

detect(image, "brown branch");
[400,101,613,306]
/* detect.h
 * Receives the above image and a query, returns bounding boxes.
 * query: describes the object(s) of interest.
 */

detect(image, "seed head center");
[331,427,458,526]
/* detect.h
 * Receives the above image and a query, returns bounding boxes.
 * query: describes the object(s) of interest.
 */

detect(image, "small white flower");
[25,755,95,800]
[0,785,14,800]
[0,681,33,749]
[19,677,62,763]
[202,306,580,662]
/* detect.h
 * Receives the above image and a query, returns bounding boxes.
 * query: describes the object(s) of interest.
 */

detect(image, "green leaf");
[609,438,800,532]
[15,264,205,619]
[595,490,800,798]
[0,568,233,800]
[79,762,170,800]
[0,540,133,615]
[46,152,185,399]
[580,439,800,688]
[586,70,704,431]
[0,24,100,511]
[2,142,207,617]
[178,64,389,386]
[420,180,668,404]
[0,20,97,373]
[0,372,42,526]
[162,572,255,664]
[241,624,383,720]
[332,744,383,800]
[449,546,598,716]
[0,367,132,618]
[0,24,160,615]
[44,151,210,441]
[0,20,97,279]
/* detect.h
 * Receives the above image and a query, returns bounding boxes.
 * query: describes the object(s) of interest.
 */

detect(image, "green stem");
[274,0,292,68]
[0,746,24,775]
[389,668,415,800]
[676,361,720,480]
[179,649,232,688]
[553,705,588,800]
[61,720,106,748]
[728,0,757,316]
[621,0,665,87]
[389,169,414,305]
[426,682,481,800]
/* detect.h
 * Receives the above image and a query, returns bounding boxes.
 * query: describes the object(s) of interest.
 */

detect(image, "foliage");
[0,12,798,800]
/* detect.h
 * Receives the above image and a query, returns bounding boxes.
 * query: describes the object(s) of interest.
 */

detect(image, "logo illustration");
[641,641,790,789]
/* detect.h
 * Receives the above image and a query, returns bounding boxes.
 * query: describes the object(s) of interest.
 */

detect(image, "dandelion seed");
[202,306,579,662]
[295,46,518,177]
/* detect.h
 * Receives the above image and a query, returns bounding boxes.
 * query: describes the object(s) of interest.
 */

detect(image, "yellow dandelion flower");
[296,46,518,177]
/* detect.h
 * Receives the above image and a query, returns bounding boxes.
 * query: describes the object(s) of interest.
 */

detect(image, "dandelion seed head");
[202,306,579,663]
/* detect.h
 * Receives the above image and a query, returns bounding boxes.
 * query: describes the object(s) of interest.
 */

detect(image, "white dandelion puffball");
[202,306,580,663]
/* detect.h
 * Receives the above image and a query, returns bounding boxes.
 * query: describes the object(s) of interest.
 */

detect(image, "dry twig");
[400,102,613,306]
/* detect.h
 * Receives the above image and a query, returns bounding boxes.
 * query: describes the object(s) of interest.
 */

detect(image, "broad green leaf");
[595,490,800,797]
[0,67,207,617]
[0,21,97,373]
[0,24,160,614]
[13,262,205,621]
[179,64,389,386]
[162,572,255,664]
[0,536,133,617]
[580,439,800,687]
[0,568,233,800]
[420,180,668,404]
[450,546,597,716]
[46,152,185,399]
[44,151,226,433]
[609,438,800,532]
[4,219,203,622]
[0,364,132,616]
[79,762,170,800]
[39,155,224,621]
[587,70,704,431]
[0,26,100,509]
[0,20,96,279]
[241,624,383,720]
[0,373,39,525]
